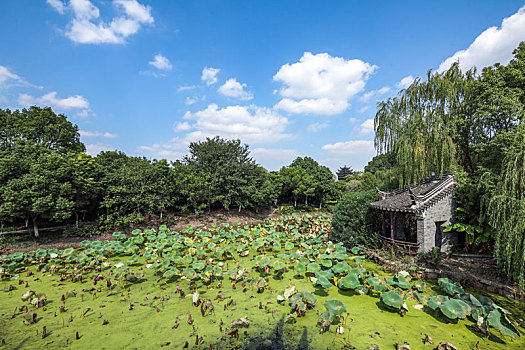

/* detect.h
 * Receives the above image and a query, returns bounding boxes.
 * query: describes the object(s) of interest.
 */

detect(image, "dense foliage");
[374,42,525,287]
[330,189,377,247]
[0,108,344,233]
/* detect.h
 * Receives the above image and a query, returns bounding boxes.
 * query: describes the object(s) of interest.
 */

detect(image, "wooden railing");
[379,234,420,256]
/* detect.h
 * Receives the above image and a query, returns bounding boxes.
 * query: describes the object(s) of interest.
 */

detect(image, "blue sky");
[1,1,524,171]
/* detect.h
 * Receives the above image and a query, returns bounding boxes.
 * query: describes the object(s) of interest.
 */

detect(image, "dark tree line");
[0,108,344,234]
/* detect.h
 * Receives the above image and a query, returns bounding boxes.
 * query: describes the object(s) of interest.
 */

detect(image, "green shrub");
[330,189,377,247]
[62,223,99,237]
[418,247,442,268]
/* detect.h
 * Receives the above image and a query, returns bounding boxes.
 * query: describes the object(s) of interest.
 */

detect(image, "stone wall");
[417,194,457,252]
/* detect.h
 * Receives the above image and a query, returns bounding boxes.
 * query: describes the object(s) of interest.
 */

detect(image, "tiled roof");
[370,174,456,213]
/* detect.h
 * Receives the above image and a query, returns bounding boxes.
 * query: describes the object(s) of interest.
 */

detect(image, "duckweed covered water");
[1,214,523,349]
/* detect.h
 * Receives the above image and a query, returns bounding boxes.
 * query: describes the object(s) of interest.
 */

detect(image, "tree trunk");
[294,198,297,208]
[305,197,308,206]
[75,212,79,228]
[25,218,29,228]
[160,208,163,220]
[238,204,242,213]
[32,217,39,238]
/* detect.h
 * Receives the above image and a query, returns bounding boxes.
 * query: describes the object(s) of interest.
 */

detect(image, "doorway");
[435,221,445,248]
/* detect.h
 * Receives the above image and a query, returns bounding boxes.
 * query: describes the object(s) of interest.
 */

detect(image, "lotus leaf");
[487,308,520,338]
[427,295,449,310]
[412,281,426,292]
[337,273,361,290]
[438,278,464,296]
[307,262,320,273]
[366,276,388,292]
[324,299,347,316]
[439,299,471,319]
[350,247,360,255]
[284,242,294,250]
[315,270,334,280]
[331,261,350,275]
[294,262,306,274]
[321,259,333,268]
[387,275,411,289]
[381,290,405,309]
[316,276,333,289]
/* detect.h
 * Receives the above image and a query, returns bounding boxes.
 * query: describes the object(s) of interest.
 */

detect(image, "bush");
[418,247,442,268]
[330,189,377,247]
[62,223,99,237]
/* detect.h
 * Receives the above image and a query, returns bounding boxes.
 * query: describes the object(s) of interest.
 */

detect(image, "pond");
[1,214,523,349]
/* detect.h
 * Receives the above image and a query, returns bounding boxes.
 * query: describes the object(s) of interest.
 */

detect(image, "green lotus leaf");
[126,255,139,264]
[331,261,350,275]
[472,305,493,321]
[182,268,197,279]
[324,299,347,316]
[453,293,481,307]
[350,247,360,255]
[316,276,333,289]
[381,290,405,309]
[307,262,320,273]
[61,248,74,257]
[272,259,284,270]
[162,268,179,279]
[438,278,464,296]
[487,308,520,338]
[273,242,281,251]
[439,299,472,319]
[35,249,48,258]
[321,259,333,268]
[412,281,426,292]
[298,258,310,265]
[348,267,366,277]
[295,262,306,274]
[79,240,91,248]
[427,295,449,310]
[366,276,388,292]
[131,229,142,235]
[337,273,361,290]
[387,275,411,289]
[315,269,334,280]
[193,261,206,271]
[284,242,294,251]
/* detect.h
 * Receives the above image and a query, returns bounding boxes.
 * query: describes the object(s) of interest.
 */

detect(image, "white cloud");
[178,85,198,92]
[322,140,375,155]
[358,106,369,114]
[273,52,377,115]
[218,78,253,100]
[274,98,348,115]
[174,121,192,131]
[321,140,376,171]
[396,75,415,89]
[0,66,22,87]
[359,118,374,134]
[306,122,328,133]
[85,143,116,156]
[360,86,391,102]
[47,0,66,14]
[349,117,357,123]
[149,54,172,71]
[201,67,220,86]
[79,130,117,138]
[438,6,525,72]
[251,148,301,171]
[182,104,291,145]
[54,0,154,44]
[18,91,89,110]
[0,65,40,89]
[135,138,185,161]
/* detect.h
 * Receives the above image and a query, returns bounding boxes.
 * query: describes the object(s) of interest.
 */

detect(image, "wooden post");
[381,212,386,237]
[390,211,395,240]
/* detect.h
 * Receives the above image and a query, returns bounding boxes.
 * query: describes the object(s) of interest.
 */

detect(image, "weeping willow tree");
[487,124,525,288]
[374,64,475,186]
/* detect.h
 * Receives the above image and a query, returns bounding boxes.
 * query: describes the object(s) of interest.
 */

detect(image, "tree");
[0,106,84,153]
[184,137,260,211]
[0,144,78,236]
